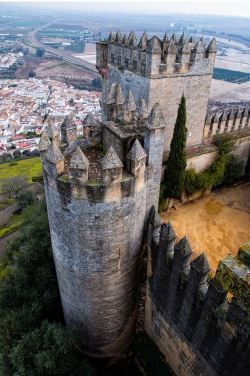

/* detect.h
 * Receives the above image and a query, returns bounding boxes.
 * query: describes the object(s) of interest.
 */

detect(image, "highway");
[27,22,97,74]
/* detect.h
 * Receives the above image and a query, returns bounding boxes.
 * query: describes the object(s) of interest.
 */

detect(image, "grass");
[0,212,24,239]
[0,198,15,211]
[0,157,42,184]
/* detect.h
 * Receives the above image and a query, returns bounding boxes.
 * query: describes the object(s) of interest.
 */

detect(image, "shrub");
[8,161,18,167]
[224,155,243,185]
[17,191,35,209]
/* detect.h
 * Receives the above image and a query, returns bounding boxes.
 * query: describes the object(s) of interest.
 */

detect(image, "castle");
[39,31,250,373]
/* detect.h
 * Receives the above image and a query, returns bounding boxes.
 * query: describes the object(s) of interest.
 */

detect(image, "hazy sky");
[1,0,250,18]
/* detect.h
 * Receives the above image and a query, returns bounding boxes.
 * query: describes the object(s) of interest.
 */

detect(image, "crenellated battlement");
[39,120,149,204]
[97,31,216,78]
[203,105,250,139]
[145,212,250,376]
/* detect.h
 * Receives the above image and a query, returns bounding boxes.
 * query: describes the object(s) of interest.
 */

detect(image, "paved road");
[27,22,97,74]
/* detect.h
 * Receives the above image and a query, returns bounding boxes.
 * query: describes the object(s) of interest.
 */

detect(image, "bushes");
[184,153,227,196]
[184,135,243,197]
[224,155,243,185]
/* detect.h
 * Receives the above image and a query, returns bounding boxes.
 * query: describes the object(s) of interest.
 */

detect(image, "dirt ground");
[74,43,96,64]
[35,60,96,81]
[209,79,250,102]
[160,182,250,273]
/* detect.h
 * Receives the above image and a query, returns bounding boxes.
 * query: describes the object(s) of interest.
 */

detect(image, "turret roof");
[138,31,148,50]
[160,222,176,243]
[69,146,89,170]
[207,38,217,53]
[46,120,59,140]
[45,143,64,164]
[127,139,147,161]
[167,39,177,54]
[145,103,165,129]
[61,114,76,130]
[115,31,123,44]
[83,112,98,127]
[108,31,115,42]
[192,253,210,274]
[116,84,125,105]
[127,90,136,112]
[177,236,192,257]
[101,146,123,170]
[147,36,162,54]
[139,99,148,119]
[128,31,137,48]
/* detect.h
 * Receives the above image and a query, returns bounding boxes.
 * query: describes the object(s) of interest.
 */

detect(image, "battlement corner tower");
[96,31,216,152]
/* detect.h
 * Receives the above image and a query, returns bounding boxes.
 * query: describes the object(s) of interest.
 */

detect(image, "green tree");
[8,321,95,376]
[0,176,27,199]
[164,94,187,198]
[36,48,45,58]
[28,70,36,78]
[0,202,96,375]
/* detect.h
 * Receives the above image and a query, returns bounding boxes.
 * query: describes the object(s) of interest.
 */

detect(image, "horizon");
[1,0,250,19]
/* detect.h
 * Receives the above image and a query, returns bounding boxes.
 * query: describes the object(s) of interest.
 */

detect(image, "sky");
[1,0,250,18]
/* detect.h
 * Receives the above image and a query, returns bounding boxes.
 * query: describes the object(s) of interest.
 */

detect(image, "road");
[27,22,97,74]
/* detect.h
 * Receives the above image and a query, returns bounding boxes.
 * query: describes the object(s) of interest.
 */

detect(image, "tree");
[17,191,35,209]
[0,202,96,375]
[28,70,36,78]
[164,95,187,198]
[0,153,13,164]
[13,149,21,159]
[36,48,45,58]
[0,176,27,199]
[8,321,95,376]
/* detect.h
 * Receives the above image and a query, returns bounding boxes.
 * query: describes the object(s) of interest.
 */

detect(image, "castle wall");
[186,134,250,173]
[145,297,216,376]
[187,150,217,172]
[102,67,212,151]
[148,74,212,150]
[144,219,250,376]
[44,179,147,357]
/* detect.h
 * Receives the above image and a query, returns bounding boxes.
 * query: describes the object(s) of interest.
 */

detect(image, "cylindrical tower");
[39,124,148,357]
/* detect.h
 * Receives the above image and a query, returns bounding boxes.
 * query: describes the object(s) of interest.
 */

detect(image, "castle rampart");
[144,214,250,376]
[203,105,250,139]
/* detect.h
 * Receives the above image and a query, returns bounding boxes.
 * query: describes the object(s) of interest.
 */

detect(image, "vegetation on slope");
[0,201,96,375]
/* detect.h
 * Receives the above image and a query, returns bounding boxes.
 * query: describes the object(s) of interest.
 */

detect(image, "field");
[0,158,42,183]
[213,68,250,83]
[0,212,24,239]
[209,79,250,102]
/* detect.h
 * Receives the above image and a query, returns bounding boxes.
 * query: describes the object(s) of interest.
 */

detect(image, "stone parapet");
[97,32,216,78]
[203,105,250,139]
[145,214,250,376]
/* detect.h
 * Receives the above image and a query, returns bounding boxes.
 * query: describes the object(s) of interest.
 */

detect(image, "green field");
[0,157,42,183]
[213,68,250,83]
[0,212,24,239]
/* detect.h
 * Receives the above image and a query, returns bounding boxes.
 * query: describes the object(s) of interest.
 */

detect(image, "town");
[0,78,101,156]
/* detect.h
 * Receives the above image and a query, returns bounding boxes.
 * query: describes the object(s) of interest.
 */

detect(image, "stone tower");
[39,89,166,356]
[96,31,216,151]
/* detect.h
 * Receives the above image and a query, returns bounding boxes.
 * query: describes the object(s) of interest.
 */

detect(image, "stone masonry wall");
[102,67,212,152]
[44,178,147,357]
[144,218,250,376]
